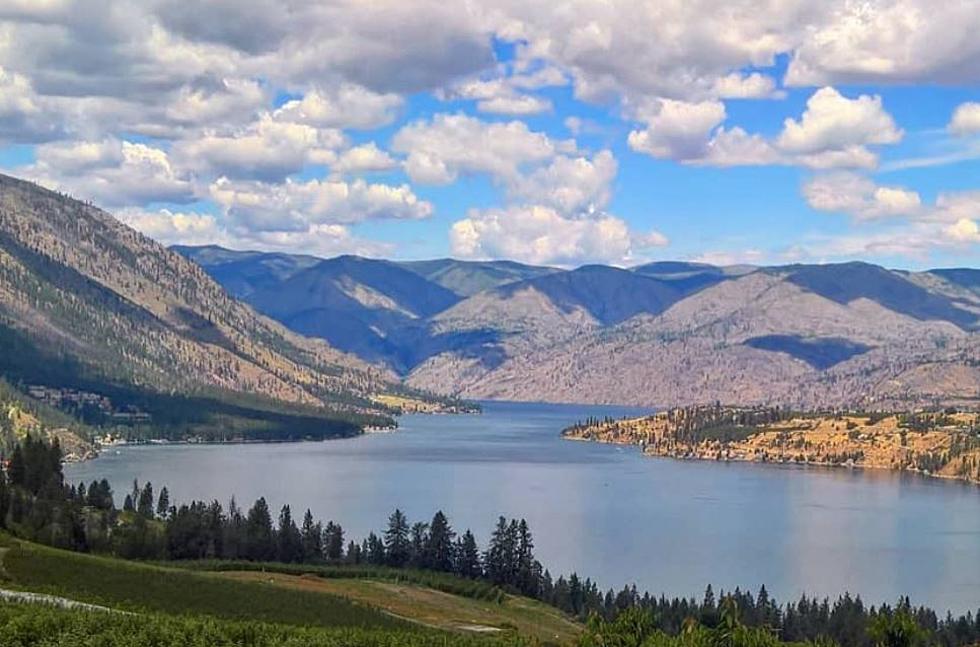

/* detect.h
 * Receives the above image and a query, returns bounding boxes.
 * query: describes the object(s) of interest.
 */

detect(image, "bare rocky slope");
[178,248,980,411]
[0,174,440,436]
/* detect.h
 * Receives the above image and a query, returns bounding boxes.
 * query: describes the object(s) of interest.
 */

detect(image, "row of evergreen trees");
[5,434,980,647]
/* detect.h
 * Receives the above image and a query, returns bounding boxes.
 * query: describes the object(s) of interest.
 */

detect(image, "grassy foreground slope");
[220,571,581,643]
[0,538,403,629]
[0,602,527,647]
[0,536,574,645]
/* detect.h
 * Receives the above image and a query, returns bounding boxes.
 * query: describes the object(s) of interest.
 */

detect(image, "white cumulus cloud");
[777,87,902,155]
[174,115,346,181]
[509,150,617,213]
[27,138,195,207]
[948,102,980,137]
[331,143,398,175]
[209,176,432,233]
[272,84,403,130]
[451,205,649,266]
[627,99,726,161]
[803,172,922,221]
[392,113,560,184]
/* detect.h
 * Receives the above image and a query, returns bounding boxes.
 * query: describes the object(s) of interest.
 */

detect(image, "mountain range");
[0,168,973,429]
[176,245,980,409]
[0,173,449,443]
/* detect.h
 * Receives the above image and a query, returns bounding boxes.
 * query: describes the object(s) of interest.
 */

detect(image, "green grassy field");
[0,536,577,645]
[179,560,507,602]
[220,571,581,644]
[0,539,406,630]
[0,601,529,647]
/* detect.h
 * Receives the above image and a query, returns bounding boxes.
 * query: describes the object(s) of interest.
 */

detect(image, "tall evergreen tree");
[426,511,456,572]
[277,505,303,563]
[484,516,509,585]
[204,500,225,558]
[223,497,245,560]
[515,518,539,596]
[410,521,429,568]
[137,482,154,518]
[323,522,345,561]
[384,509,411,567]
[7,445,24,488]
[345,539,361,564]
[569,573,583,615]
[454,529,482,578]
[244,497,275,561]
[300,509,322,562]
[366,532,385,565]
[156,487,170,518]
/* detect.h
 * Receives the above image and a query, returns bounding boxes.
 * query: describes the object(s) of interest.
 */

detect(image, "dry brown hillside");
[408,268,980,409]
[0,174,442,433]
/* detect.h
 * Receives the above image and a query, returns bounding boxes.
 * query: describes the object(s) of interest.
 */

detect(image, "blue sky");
[0,1,977,269]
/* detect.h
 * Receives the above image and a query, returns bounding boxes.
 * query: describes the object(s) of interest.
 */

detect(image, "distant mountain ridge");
[176,244,980,410]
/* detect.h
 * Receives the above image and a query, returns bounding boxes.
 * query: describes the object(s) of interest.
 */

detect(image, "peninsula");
[563,405,980,485]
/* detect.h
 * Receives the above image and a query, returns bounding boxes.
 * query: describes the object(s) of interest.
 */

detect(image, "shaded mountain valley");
[176,245,980,409]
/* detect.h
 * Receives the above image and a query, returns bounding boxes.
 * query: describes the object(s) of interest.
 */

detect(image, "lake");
[65,400,980,614]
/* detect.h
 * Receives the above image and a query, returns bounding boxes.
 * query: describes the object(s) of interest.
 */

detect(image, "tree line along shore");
[562,405,980,485]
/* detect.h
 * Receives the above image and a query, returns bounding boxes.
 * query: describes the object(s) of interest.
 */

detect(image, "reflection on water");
[65,401,980,614]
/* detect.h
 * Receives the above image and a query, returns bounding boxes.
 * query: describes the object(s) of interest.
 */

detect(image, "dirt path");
[0,588,131,614]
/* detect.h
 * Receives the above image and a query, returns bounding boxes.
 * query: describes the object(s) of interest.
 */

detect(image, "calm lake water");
[66,400,980,613]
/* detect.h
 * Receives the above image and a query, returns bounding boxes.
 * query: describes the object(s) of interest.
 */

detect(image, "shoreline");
[71,404,484,463]
[563,433,980,488]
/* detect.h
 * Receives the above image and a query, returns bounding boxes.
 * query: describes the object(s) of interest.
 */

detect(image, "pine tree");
[223,497,245,560]
[7,445,24,488]
[244,497,275,561]
[384,509,411,567]
[515,518,539,596]
[156,487,170,518]
[323,522,345,561]
[137,482,154,518]
[569,573,583,615]
[410,521,429,568]
[484,516,512,586]
[277,505,303,563]
[345,540,361,564]
[366,532,385,565]
[454,529,482,578]
[300,509,322,562]
[426,510,456,572]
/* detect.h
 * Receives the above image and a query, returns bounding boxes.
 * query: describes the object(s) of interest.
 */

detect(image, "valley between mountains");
[176,245,980,411]
[0,171,977,461]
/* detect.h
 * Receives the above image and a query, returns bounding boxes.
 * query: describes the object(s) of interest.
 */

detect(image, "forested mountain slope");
[0,174,438,437]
